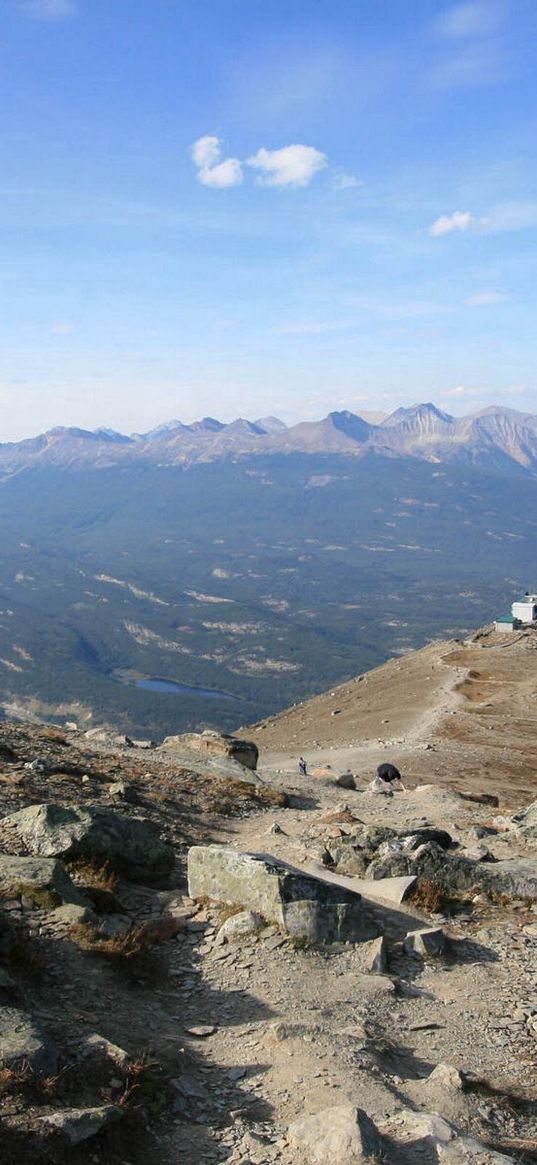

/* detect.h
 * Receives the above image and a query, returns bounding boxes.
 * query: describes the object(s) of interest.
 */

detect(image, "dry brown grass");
[204,776,288,814]
[0,883,60,909]
[408,879,446,914]
[320,809,360,825]
[67,859,118,892]
[0,1064,70,1103]
[67,859,119,912]
[216,902,245,925]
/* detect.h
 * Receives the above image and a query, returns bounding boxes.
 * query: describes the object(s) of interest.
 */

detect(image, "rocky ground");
[1,625,537,1163]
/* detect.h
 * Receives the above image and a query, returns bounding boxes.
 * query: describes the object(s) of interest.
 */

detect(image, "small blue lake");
[134,677,239,700]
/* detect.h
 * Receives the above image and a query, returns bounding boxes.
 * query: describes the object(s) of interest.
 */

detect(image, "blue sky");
[1,0,537,439]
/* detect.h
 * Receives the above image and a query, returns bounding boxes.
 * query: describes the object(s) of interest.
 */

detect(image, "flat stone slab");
[188,846,380,943]
[303,861,416,905]
[0,1006,57,1074]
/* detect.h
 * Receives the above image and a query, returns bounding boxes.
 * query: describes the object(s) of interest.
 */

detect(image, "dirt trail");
[164,628,537,1163]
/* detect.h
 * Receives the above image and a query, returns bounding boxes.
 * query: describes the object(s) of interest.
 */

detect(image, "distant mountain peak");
[328,410,371,442]
[382,402,454,432]
[254,416,287,433]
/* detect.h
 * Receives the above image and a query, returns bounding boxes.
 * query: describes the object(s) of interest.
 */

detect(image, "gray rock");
[288,1104,382,1163]
[49,903,97,926]
[97,913,132,939]
[40,1104,120,1144]
[336,772,357,790]
[107,780,140,804]
[437,1136,515,1163]
[217,910,265,942]
[0,1007,57,1073]
[392,1109,454,1146]
[2,803,173,882]
[0,853,85,906]
[161,730,258,770]
[404,926,445,958]
[78,1032,130,1067]
[188,846,380,944]
[355,935,387,974]
[427,1062,465,1091]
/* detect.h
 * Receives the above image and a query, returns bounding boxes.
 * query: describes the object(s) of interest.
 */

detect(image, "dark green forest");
[0,452,535,737]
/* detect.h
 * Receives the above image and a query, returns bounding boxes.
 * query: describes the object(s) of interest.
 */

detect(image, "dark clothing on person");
[376,762,402,784]
[298,757,307,775]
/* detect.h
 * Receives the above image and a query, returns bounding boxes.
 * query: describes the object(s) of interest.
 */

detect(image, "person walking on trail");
[298,757,307,775]
[369,762,406,796]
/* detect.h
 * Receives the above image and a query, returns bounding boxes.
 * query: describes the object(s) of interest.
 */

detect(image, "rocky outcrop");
[288,1104,382,1163]
[366,840,537,901]
[1,803,173,882]
[188,846,379,943]
[161,730,258,771]
[0,1006,57,1073]
[0,853,86,906]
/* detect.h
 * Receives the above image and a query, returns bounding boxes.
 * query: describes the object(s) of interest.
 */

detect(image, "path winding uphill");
[245,623,537,807]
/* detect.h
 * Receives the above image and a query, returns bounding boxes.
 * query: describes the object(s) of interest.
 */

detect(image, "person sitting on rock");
[369,762,406,796]
[298,756,307,775]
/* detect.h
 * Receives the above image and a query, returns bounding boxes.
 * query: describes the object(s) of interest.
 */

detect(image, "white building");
[512,593,537,624]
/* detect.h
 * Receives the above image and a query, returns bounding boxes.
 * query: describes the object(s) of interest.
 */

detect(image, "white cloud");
[465,290,507,306]
[18,0,76,19]
[190,135,243,189]
[429,210,476,237]
[435,2,504,39]
[197,158,243,189]
[332,172,364,191]
[191,135,220,170]
[247,144,327,188]
[430,201,537,239]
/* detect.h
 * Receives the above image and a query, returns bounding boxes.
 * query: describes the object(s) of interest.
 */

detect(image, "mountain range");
[2,403,537,474]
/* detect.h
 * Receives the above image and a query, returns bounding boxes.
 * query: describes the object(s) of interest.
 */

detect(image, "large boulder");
[0,1007,57,1073]
[161,730,258,771]
[1,803,173,882]
[188,846,379,944]
[0,853,85,906]
[288,1104,382,1163]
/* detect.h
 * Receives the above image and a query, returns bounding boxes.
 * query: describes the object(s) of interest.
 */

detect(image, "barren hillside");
[245,625,537,808]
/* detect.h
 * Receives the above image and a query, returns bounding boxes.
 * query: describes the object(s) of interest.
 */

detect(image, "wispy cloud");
[430,1,507,88]
[429,210,476,236]
[465,290,507,306]
[248,144,327,189]
[271,321,352,336]
[434,2,505,40]
[443,384,483,398]
[430,202,537,238]
[332,172,364,191]
[18,0,76,19]
[190,136,243,189]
